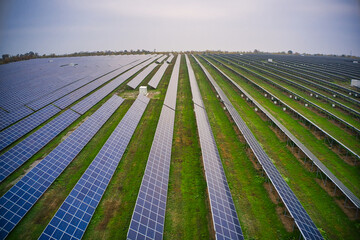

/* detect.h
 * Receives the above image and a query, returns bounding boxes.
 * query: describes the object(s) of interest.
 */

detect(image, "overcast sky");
[0,0,360,56]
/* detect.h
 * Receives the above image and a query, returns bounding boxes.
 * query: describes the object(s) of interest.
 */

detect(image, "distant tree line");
[0,49,153,65]
[1,48,357,65]
[1,51,39,64]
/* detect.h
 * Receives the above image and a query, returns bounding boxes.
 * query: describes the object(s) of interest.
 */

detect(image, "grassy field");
[218,56,360,129]
[212,56,360,155]
[163,56,212,239]
[194,55,360,239]
[202,56,360,198]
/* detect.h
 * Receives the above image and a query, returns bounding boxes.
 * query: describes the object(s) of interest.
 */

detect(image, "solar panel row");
[219,55,360,118]
[127,55,181,240]
[163,56,181,110]
[259,57,359,97]
[186,55,244,240]
[185,59,204,109]
[71,58,157,115]
[229,55,360,106]
[27,58,145,112]
[0,105,61,151]
[213,56,360,136]
[127,63,158,89]
[0,95,123,240]
[148,63,169,89]
[26,76,93,111]
[39,95,149,240]
[193,55,323,240]
[155,55,167,64]
[0,107,34,131]
[53,65,135,110]
[209,56,360,159]
[0,109,81,182]
[202,56,360,210]
[0,55,146,112]
[166,55,174,64]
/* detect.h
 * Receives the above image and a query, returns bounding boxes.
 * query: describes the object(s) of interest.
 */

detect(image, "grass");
[189,56,296,239]
[203,56,360,199]
[195,56,360,240]
[212,56,360,155]
[163,56,212,239]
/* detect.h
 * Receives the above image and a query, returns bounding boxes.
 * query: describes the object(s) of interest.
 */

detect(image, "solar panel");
[186,55,244,240]
[39,95,149,240]
[127,63,158,89]
[166,55,174,64]
[0,55,148,112]
[0,105,60,151]
[0,107,34,131]
[148,63,169,89]
[185,55,204,108]
[127,105,174,240]
[0,109,80,182]
[163,55,181,110]
[127,55,181,240]
[0,95,123,239]
[70,58,159,115]
[155,55,167,64]
[26,76,93,111]
[53,68,125,110]
[54,57,155,110]
[194,55,323,240]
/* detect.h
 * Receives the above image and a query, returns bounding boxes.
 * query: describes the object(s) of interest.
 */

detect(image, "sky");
[0,0,360,56]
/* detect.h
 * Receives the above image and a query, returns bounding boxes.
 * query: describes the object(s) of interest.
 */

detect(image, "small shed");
[351,79,360,88]
[268,58,273,62]
[139,86,147,95]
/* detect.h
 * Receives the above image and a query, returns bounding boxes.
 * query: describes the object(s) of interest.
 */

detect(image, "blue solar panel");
[26,76,93,111]
[194,55,323,240]
[0,95,123,239]
[127,63,158,89]
[166,55,174,64]
[53,67,129,110]
[0,107,34,131]
[70,58,157,115]
[186,55,244,240]
[185,56,204,108]
[0,109,80,182]
[148,63,169,89]
[39,95,149,240]
[71,64,144,114]
[127,56,181,240]
[0,105,60,151]
[127,106,174,240]
[163,55,181,110]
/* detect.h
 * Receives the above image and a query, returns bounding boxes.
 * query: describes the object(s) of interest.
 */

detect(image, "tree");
[288,50,293,54]
[2,54,9,60]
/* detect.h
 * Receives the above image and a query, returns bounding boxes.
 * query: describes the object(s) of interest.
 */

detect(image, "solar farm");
[0,53,359,240]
